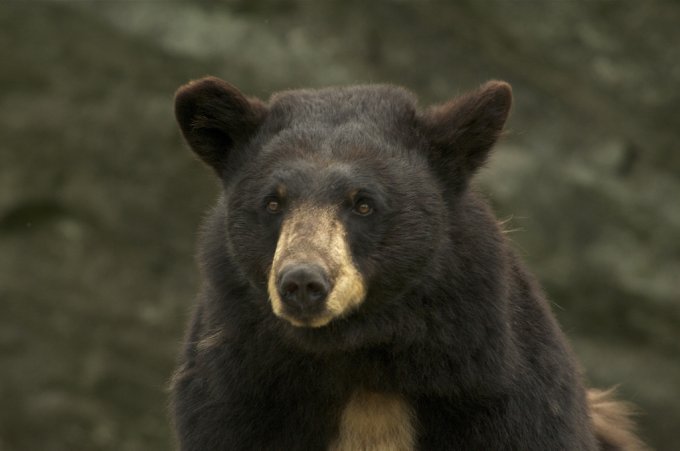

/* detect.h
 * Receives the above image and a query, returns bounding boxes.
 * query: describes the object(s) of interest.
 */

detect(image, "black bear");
[170,76,644,450]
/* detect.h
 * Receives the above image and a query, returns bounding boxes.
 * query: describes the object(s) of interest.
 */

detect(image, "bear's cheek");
[225,211,279,288]
[356,217,439,297]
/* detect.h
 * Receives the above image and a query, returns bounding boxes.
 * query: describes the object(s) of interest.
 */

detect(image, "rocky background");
[0,1,678,450]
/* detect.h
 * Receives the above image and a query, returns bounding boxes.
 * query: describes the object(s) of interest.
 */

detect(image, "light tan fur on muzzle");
[267,206,366,328]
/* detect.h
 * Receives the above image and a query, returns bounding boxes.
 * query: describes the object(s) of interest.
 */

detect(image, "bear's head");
[175,77,511,346]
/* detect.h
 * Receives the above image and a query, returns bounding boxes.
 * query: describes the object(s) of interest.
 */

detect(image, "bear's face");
[226,125,444,328]
[175,78,511,333]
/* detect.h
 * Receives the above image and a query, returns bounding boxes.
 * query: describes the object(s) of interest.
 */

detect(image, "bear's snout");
[267,205,367,328]
[278,264,330,315]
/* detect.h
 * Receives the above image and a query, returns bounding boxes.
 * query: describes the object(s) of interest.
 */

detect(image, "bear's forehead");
[267,85,418,128]
[257,85,421,162]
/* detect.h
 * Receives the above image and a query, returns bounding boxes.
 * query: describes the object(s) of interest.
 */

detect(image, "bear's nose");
[278,264,329,314]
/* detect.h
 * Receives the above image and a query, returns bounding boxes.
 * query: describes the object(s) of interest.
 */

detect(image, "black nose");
[278,264,329,314]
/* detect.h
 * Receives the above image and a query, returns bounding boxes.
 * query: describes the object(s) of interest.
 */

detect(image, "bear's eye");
[353,200,374,216]
[266,199,282,214]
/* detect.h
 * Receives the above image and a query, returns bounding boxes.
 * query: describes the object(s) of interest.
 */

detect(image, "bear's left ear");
[419,81,512,190]
[175,76,267,176]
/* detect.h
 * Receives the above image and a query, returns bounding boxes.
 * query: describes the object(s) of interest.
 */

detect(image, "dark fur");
[171,77,643,450]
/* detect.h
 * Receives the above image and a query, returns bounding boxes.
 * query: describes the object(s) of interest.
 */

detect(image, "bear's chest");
[329,390,415,451]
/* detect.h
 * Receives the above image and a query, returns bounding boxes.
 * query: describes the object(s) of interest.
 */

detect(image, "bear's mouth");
[276,309,337,329]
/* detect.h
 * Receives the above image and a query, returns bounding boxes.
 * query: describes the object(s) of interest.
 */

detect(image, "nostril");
[306,281,327,301]
[281,280,299,300]
[277,264,329,308]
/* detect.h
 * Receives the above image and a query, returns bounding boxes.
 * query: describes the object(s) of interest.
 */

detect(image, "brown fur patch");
[330,391,415,451]
[267,206,366,327]
[196,328,225,352]
[168,362,189,394]
[588,388,647,451]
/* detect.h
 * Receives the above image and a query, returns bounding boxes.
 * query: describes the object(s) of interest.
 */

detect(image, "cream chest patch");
[330,390,415,451]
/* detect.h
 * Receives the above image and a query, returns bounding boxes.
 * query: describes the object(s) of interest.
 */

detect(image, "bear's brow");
[263,165,386,204]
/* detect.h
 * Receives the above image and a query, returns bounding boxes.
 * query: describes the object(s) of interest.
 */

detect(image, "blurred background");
[1,1,678,450]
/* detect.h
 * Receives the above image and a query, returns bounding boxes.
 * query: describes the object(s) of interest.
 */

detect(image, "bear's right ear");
[175,77,267,175]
